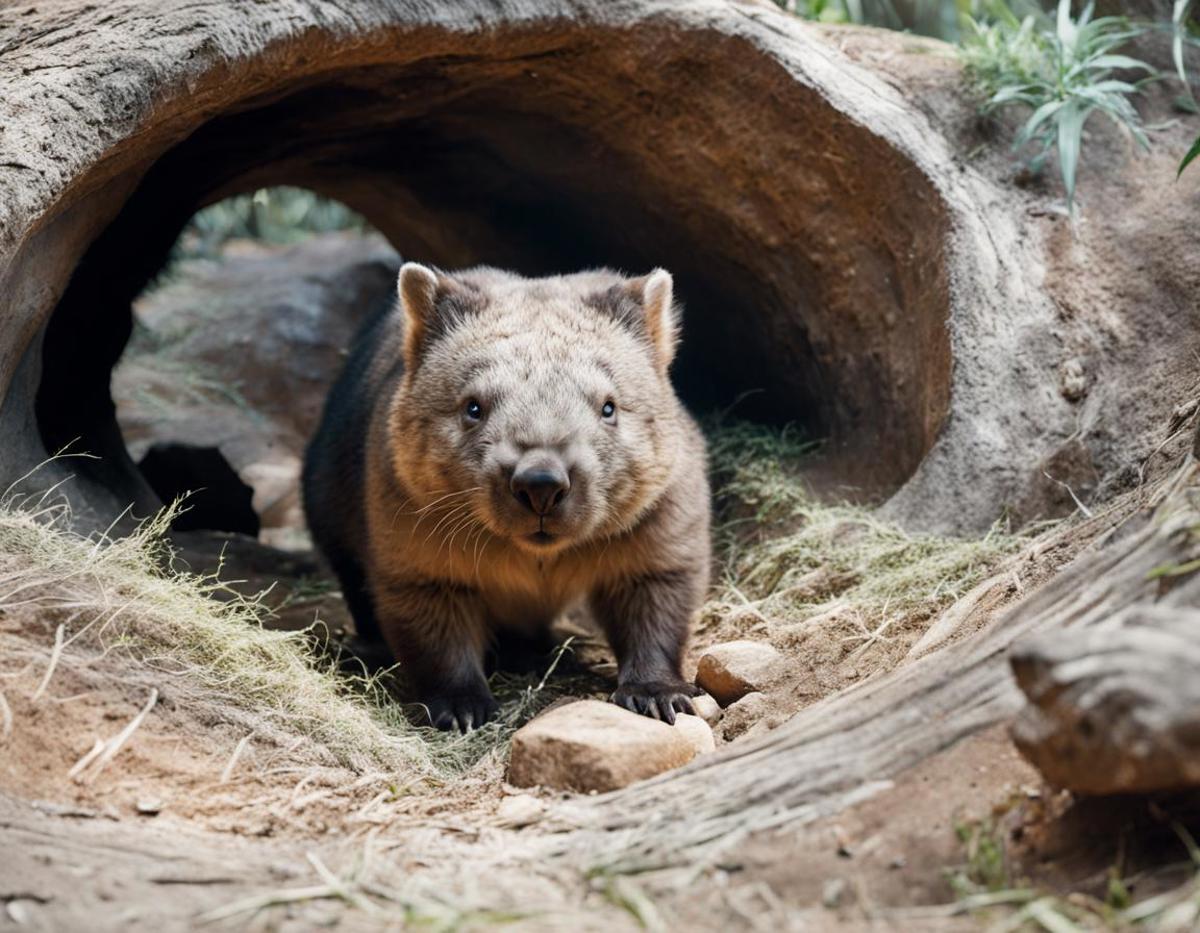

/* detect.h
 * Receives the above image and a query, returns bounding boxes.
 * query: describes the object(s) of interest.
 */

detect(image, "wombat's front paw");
[611,680,703,725]
[425,690,499,733]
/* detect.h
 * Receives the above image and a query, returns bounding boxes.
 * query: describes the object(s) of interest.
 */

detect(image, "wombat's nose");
[511,465,570,516]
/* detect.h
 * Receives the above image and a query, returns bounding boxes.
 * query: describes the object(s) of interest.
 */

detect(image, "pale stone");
[508,699,700,793]
[673,713,716,755]
[719,692,771,741]
[695,641,786,706]
[689,692,723,726]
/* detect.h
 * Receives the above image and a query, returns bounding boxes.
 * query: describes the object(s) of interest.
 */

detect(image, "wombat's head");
[390,264,686,555]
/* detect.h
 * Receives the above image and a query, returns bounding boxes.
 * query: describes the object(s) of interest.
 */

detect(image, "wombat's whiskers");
[422,501,474,547]
[397,486,483,534]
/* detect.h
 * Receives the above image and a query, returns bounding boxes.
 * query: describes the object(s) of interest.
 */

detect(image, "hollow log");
[1,0,1172,536]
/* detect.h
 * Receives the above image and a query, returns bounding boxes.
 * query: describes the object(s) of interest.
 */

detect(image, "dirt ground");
[5,461,1190,930]
[5,14,1200,930]
[8,193,1200,930]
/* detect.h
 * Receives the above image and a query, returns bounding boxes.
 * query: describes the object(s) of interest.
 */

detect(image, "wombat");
[302,263,710,731]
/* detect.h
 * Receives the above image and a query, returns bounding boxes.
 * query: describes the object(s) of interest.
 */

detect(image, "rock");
[822,878,847,908]
[495,793,545,828]
[689,692,723,726]
[673,714,716,755]
[719,692,771,741]
[135,798,163,816]
[1058,357,1087,402]
[508,700,703,793]
[111,232,399,546]
[696,642,786,706]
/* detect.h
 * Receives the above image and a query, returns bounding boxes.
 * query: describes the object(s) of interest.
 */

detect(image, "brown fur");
[303,264,710,731]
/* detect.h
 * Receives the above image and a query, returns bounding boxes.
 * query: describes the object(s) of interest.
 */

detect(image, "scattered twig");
[306,852,377,915]
[1041,470,1094,519]
[198,882,343,923]
[69,688,158,784]
[67,738,105,780]
[0,688,11,741]
[29,623,64,702]
[219,733,252,784]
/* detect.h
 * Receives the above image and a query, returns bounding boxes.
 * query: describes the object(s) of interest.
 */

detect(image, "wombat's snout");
[511,458,570,516]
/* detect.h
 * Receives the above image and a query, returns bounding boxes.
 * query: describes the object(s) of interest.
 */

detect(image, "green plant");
[176,187,369,260]
[960,0,1156,210]
[775,0,970,41]
[1175,0,1200,174]
[949,819,1011,895]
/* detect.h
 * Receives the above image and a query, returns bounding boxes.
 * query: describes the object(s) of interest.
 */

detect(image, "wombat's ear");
[398,262,474,370]
[627,268,680,373]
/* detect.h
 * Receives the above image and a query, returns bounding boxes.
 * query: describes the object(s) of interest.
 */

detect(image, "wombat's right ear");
[398,263,469,370]
[625,268,680,374]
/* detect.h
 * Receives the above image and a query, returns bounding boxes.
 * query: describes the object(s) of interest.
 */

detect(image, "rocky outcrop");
[113,233,398,545]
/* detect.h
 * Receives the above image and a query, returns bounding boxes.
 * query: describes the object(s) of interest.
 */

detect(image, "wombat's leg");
[372,578,497,732]
[590,570,703,725]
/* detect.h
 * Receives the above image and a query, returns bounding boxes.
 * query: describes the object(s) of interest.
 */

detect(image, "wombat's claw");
[611,681,703,725]
[426,691,499,733]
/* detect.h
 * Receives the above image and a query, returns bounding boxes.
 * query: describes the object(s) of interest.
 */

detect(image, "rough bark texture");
[1009,479,1200,795]
[2,0,1174,535]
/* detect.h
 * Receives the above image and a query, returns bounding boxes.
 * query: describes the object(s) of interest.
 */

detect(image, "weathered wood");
[1007,451,1200,795]
[1011,605,1200,794]
[0,0,1101,535]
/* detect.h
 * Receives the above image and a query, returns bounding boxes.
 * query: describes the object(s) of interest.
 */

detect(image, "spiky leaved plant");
[1175,0,1200,174]
[960,0,1156,211]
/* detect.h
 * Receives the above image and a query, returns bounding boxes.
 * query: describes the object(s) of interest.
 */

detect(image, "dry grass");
[0,495,436,776]
[700,420,1024,676]
[0,474,597,795]
[0,426,1025,790]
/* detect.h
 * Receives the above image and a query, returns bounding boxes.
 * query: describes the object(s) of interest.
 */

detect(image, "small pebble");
[822,878,846,908]
[495,794,544,829]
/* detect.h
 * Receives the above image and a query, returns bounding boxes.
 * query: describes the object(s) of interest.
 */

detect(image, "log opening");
[24,24,955,522]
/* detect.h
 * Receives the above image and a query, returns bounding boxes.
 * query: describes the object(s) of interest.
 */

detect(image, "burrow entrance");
[29,36,953,529]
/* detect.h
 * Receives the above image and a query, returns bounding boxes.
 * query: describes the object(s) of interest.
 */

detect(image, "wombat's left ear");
[627,268,680,373]
[398,262,475,371]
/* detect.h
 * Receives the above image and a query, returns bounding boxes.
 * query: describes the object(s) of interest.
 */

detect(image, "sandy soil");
[4,16,1200,930]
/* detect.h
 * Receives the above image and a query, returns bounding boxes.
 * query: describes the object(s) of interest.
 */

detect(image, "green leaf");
[1087,54,1157,73]
[1147,556,1200,578]
[1180,133,1200,177]
[1174,0,1193,87]
[1056,0,1074,48]
[1057,101,1088,209]
[1017,99,1066,144]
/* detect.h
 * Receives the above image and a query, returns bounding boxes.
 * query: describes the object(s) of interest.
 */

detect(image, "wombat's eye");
[463,398,484,422]
[601,400,617,421]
